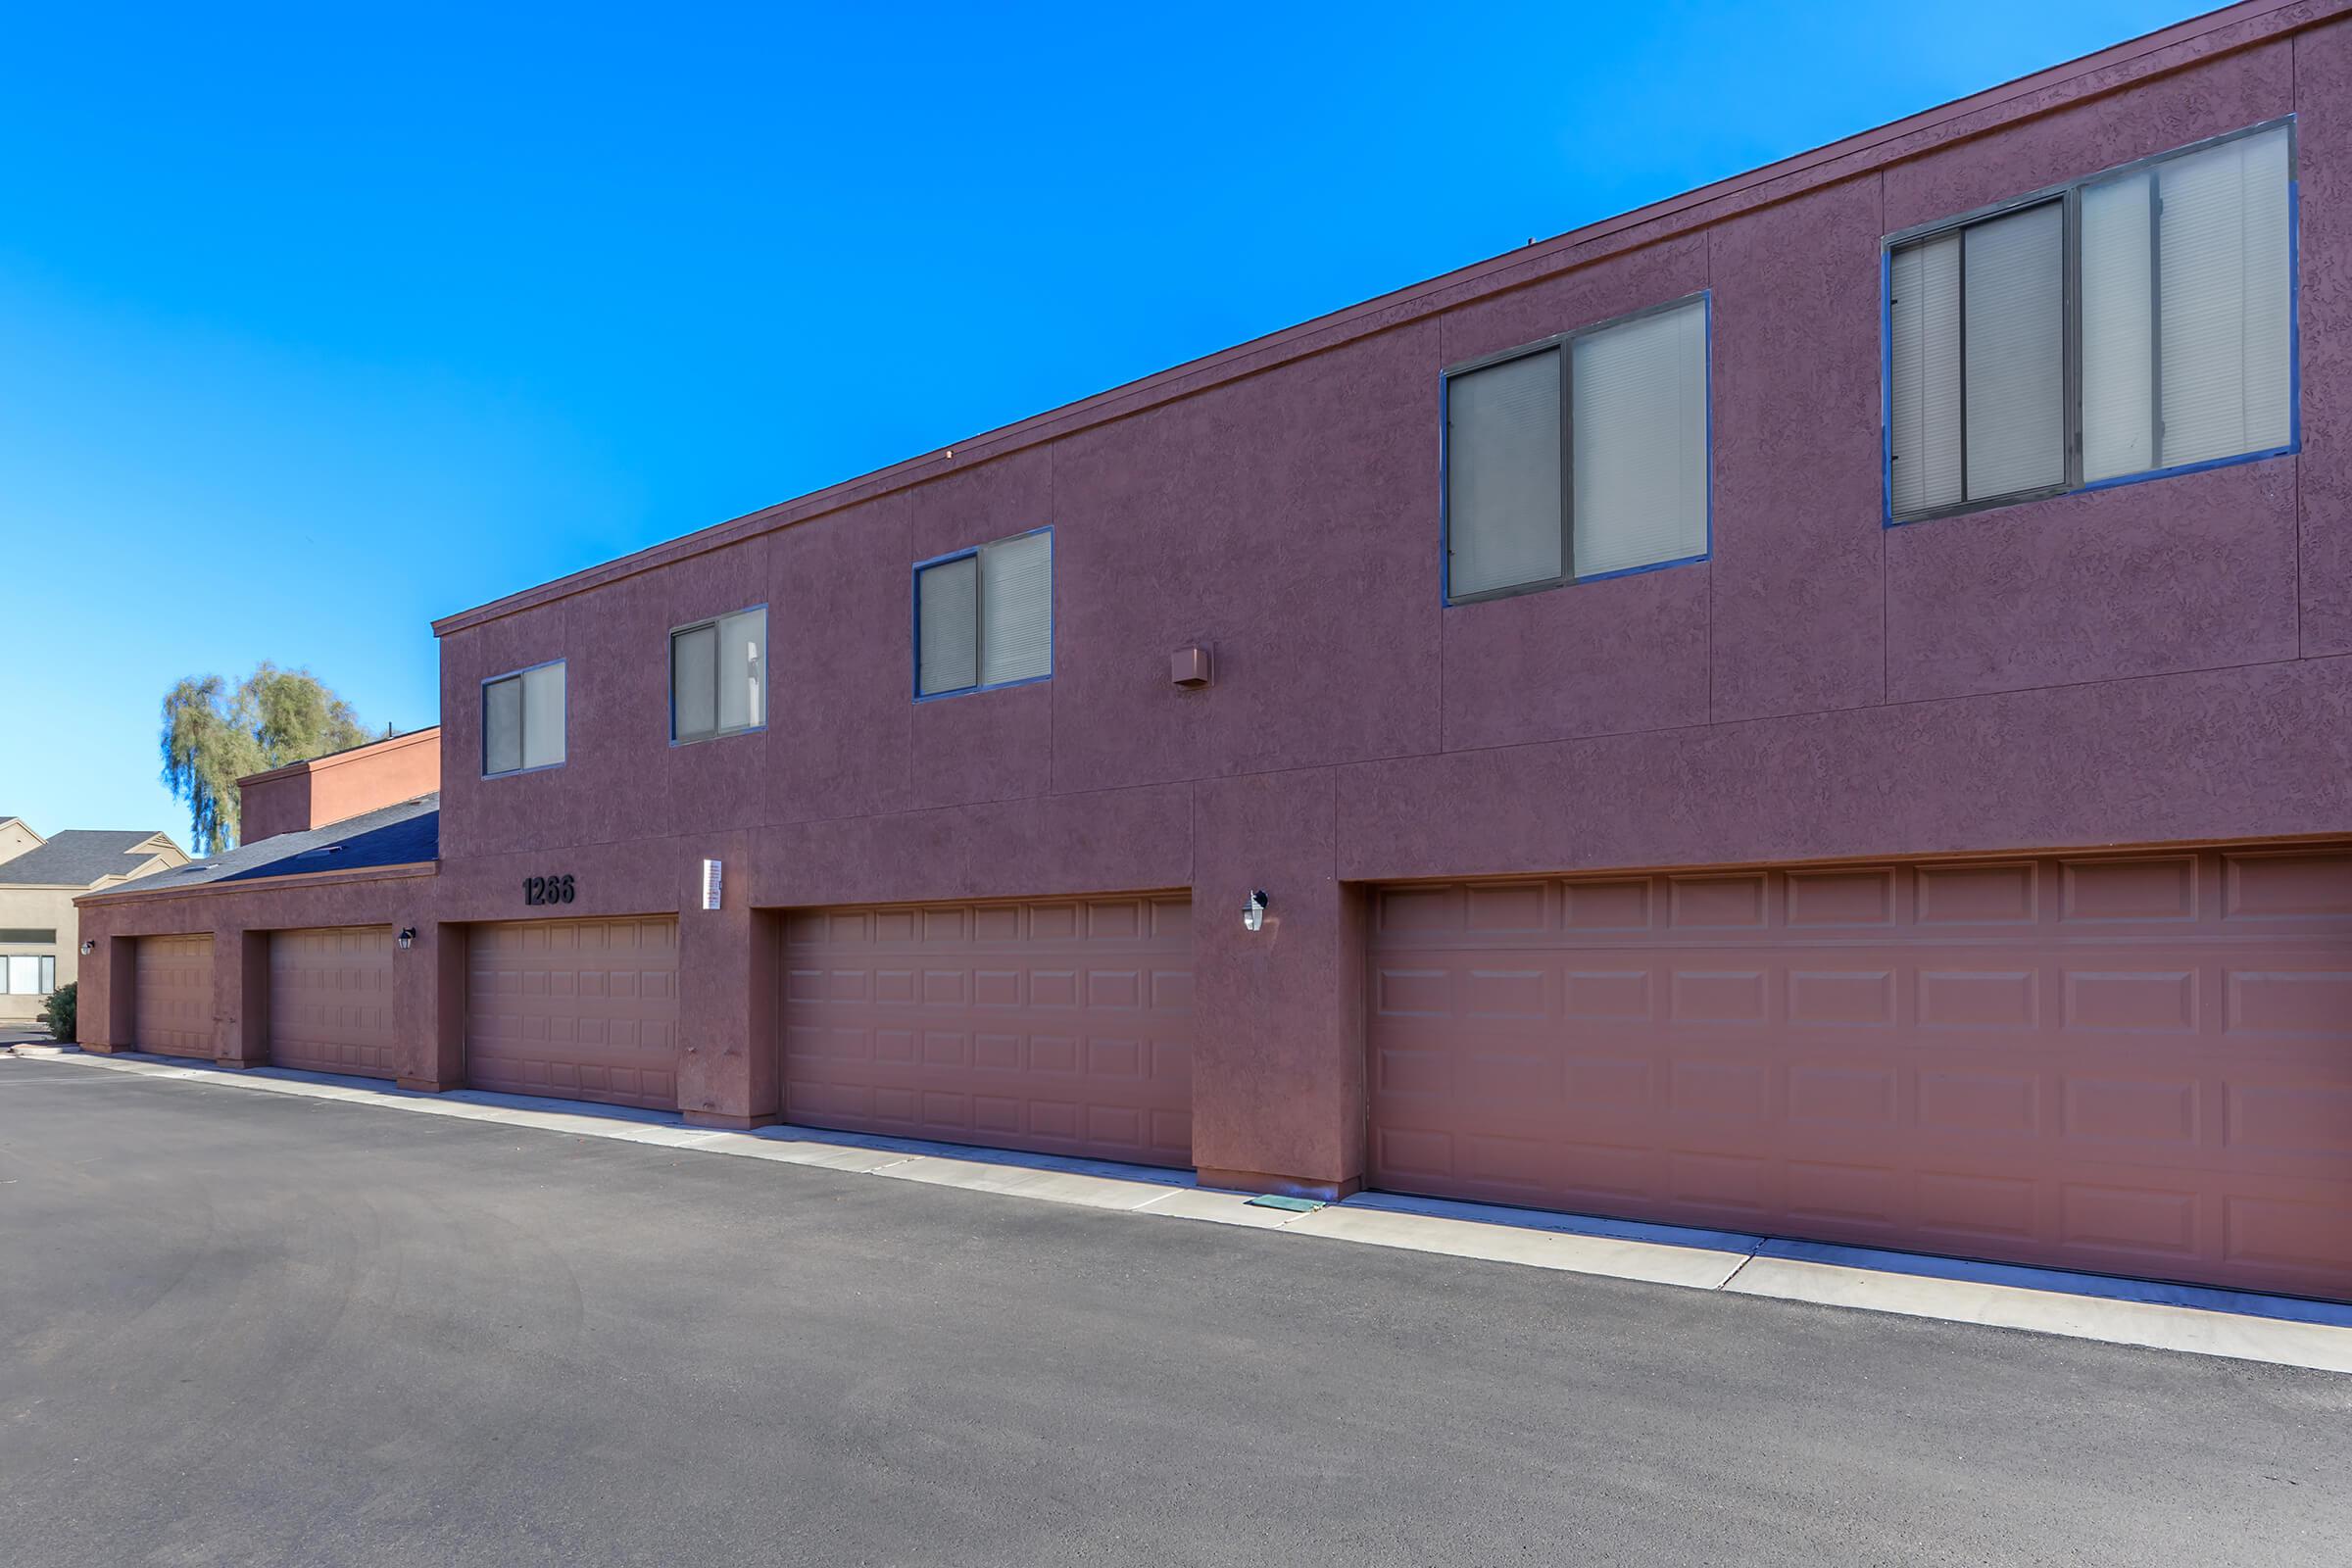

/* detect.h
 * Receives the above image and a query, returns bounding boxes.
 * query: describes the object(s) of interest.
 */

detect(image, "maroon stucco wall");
[76,4,2352,1194]
[238,728,442,844]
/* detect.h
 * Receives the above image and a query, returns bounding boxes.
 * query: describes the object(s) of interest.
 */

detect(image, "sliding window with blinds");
[482,661,566,777]
[915,528,1054,697]
[1444,294,1709,602]
[1887,120,2295,522]
[669,606,766,744]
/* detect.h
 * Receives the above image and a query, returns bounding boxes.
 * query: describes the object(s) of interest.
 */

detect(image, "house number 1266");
[524,874,576,906]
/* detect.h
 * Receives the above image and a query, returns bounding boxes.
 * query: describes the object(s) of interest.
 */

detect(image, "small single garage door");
[134,933,215,1059]
[1367,847,2352,1300]
[269,926,398,1079]
[465,917,681,1109]
[783,894,1194,1167]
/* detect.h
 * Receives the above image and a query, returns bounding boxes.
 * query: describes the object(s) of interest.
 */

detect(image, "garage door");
[134,933,215,1059]
[1367,847,2352,1299]
[465,917,680,1109]
[783,894,1193,1167]
[269,926,397,1079]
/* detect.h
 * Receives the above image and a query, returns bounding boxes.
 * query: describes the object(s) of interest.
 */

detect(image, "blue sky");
[3,0,2193,844]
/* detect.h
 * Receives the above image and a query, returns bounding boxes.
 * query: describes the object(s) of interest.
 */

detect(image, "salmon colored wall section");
[74,9,2352,1201]
[239,728,442,844]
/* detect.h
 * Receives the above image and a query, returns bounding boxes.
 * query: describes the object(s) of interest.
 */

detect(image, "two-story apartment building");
[75,0,2352,1302]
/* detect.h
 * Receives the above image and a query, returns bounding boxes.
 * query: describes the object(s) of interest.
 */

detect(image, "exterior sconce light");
[396,928,416,952]
[1243,890,1269,933]
[79,940,95,956]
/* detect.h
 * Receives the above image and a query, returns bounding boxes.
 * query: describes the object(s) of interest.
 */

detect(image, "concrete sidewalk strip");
[1285,1202,1751,1290]
[14,1044,2348,1375]
[1723,1256,2352,1376]
[877,1155,1178,1210]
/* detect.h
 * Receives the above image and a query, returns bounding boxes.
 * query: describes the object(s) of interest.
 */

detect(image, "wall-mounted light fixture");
[79,940,95,956]
[1243,889,1269,933]
[396,928,416,952]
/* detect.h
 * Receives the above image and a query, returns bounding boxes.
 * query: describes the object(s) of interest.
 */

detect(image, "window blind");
[917,554,979,696]
[1571,298,1708,577]
[1889,232,1964,514]
[2081,172,2157,481]
[2154,124,2292,469]
[1962,201,2066,499]
[520,662,565,769]
[671,623,718,740]
[716,609,766,731]
[483,675,524,775]
[1446,347,1562,596]
[977,532,1052,686]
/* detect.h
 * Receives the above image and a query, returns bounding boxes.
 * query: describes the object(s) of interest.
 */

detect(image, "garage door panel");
[1369,848,2352,1298]
[465,917,680,1110]
[134,934,215,1059]
[268,926,397,1079]
[783,893,1193,1167]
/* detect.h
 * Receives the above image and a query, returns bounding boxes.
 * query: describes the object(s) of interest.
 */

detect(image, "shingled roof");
[0,830,180,888]
[81,795,439,899]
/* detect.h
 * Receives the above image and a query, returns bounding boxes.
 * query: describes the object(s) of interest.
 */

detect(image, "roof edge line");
[74,861,440,907]
[233,726,443,789]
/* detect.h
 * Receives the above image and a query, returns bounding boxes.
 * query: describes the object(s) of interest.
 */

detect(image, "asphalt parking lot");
[2,1053,2345,1567]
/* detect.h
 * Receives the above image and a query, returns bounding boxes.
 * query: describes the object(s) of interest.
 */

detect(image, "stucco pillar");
[1189,768,1367,1200]
[79,932,134,1054]
[675,895,780,1130]
[220,930,270,1068]
[395,921,465,1092]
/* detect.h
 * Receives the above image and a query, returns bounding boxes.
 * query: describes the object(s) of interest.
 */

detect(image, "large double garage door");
[782,894,1195,1168]
[1367,847,2352,1299]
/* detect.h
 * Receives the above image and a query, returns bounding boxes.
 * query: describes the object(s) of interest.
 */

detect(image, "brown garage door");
[268,926,398,1079]
[783,894,1193,1167]
[1367,847,2352,1299]
[465,917,681,1109]
[134,933,214,1059]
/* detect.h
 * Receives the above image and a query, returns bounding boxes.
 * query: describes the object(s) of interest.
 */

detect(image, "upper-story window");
[1444,294,1711,603]
[671,607,767,744]
[1887,120,2295,523]
[915,528,1053,698]
[482,661,565,776]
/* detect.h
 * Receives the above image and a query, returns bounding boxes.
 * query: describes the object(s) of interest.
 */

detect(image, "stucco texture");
[76,6,2352,1207]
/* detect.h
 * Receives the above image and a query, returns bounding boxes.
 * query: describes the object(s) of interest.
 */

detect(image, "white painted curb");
[11,1045,2347,1375]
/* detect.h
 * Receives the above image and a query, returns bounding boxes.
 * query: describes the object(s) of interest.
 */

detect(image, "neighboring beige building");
[0,817,40,865]
[0,826,187,1023]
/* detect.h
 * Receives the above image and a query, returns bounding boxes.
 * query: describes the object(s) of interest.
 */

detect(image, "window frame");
[668,603,769,746]
[479,658,568,779]
[1440,290,1714,607]
[3,955,55,996]
[1881,115,2299,528]
[910,525,1055,702]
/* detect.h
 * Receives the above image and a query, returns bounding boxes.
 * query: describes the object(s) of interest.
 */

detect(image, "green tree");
[159,662,372,854]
